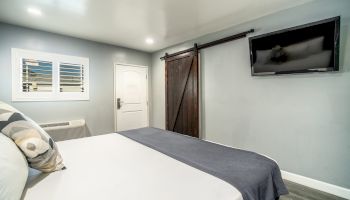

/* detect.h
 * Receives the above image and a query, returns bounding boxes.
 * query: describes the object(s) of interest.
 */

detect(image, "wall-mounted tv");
[249,16,340,76]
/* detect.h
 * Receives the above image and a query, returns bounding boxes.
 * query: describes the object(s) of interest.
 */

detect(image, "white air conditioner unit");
[40,119,85,131]
[40,119,86,141]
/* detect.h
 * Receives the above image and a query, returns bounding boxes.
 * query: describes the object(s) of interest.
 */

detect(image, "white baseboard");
[281,170,350,199]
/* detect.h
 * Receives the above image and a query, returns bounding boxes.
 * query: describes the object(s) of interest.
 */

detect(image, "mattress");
[23,133,243,200]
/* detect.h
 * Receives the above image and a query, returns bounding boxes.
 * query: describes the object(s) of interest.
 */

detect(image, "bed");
[23,133,242,200]
[22,128,288,200]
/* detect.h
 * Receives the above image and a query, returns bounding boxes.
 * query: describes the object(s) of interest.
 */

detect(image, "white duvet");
[23,133,243,200]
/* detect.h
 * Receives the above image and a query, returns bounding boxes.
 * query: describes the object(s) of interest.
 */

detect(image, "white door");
[115,64,149,132]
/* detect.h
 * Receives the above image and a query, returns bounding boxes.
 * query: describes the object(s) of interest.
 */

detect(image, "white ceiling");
[0,0,313,52]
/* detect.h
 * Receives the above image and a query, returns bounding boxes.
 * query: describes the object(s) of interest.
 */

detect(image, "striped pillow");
[0,104,65,172]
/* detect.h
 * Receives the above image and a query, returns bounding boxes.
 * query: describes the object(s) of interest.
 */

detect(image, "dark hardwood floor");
[281,180,347,200]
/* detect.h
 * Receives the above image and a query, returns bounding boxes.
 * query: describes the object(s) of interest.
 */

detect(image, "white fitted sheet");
[23,133,243,200]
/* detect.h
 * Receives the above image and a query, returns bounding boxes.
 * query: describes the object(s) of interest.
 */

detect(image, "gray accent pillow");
[0,102,65,172]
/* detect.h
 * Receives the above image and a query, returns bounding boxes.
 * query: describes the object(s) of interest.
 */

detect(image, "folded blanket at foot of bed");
[119,127,288,200]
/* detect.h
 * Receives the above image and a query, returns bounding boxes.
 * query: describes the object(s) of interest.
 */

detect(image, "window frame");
[12,48,89,101]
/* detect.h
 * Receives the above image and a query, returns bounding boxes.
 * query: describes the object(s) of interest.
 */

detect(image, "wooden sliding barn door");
[165,51,199,138]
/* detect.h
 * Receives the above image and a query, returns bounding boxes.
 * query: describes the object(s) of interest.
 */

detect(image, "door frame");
[114,63,149,132]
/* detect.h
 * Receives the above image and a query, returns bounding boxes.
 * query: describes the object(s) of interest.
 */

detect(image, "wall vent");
[41,122,70,128]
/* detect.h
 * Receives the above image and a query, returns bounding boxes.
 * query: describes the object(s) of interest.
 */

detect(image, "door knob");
[117,98,123,109]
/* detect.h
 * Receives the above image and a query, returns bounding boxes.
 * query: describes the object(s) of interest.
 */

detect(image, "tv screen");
[249,16,340,76]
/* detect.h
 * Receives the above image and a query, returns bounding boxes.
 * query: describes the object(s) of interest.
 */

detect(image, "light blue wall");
[0,23,151,135]
[151,0,350,188]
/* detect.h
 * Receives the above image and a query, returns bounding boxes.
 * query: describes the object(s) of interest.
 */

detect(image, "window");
[22,59,53,92]
[59,63,85,93]
[12,48,89,101]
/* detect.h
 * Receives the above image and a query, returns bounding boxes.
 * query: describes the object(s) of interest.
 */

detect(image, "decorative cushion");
[284,40,308,60]
[284,36,324,59]
[304,36,325,55]
[0,102,65,172]
[0,133,28,200]
[255,49,272,64]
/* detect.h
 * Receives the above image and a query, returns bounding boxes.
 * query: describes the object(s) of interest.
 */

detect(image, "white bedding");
[23,133,243,200]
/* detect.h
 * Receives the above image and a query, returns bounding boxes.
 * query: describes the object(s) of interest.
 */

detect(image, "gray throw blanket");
[119,127,288,200]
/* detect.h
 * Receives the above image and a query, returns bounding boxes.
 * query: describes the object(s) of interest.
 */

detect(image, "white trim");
[115,62,148,68]
[281,170,350,199]
[113,63,149,132]
[11,48,89,101]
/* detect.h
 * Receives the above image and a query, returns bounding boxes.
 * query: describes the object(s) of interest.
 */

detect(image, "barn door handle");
[117,98,123,109]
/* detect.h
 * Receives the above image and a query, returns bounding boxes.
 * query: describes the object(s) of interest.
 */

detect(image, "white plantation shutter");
[12,48,89,101]
[22,59,53,92]
[59,63,85,92]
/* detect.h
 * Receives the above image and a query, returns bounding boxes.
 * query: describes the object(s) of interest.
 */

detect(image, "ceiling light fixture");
[27,7,42,16]
[145,38,154,45]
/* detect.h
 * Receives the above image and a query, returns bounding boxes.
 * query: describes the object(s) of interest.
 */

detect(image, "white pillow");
[305,36,324,55]
[255,49,272,64]
[284,36,324,59]
[0,133,29,200]
[284,40,308,59]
